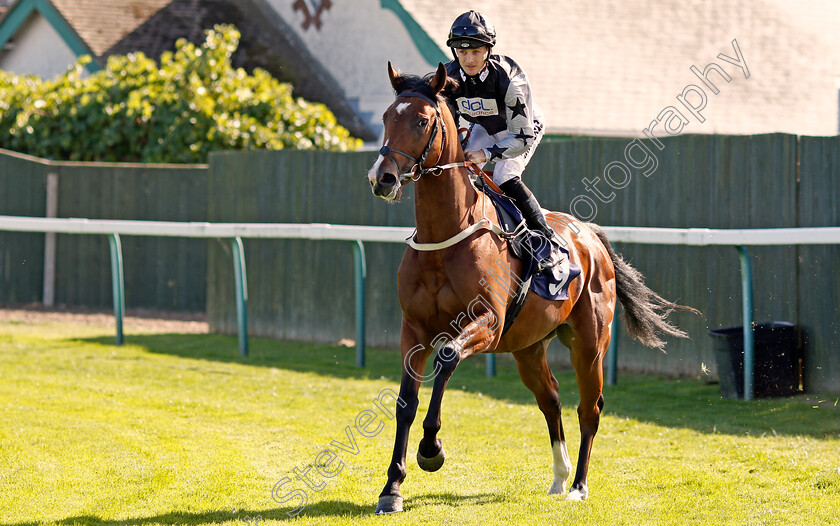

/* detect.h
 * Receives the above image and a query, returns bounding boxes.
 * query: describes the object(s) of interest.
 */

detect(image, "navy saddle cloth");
[476,178,581,301]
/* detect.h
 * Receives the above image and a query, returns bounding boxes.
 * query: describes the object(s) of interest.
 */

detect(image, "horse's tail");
[587,223,700,350]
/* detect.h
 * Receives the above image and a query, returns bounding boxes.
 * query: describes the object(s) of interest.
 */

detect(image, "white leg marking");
[564,485,588,501]
[548,440,572,495]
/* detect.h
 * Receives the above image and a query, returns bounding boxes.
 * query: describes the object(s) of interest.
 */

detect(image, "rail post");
[606,313,619,385]
[486,355,496,377]
[107,233,125,346]
[353,240,367,367]
[736,245,755,400]
[231,237,249,357]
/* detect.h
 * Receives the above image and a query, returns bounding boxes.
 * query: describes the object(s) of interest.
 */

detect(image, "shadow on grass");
[78,332,840,440]
[0,493,501,525]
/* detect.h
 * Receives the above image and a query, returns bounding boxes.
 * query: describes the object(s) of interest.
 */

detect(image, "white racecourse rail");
[2,215,839,399]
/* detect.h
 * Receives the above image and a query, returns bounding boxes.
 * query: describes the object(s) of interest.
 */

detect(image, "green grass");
[1,319,839,525]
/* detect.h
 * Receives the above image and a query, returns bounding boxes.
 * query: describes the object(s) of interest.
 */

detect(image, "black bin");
[708,322,798,399]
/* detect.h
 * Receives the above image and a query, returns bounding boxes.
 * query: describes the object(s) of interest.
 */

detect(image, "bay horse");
[367,62,694,514]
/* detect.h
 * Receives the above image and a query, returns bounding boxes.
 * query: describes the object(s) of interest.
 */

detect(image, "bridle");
[377,88,504,252]
[379,92,464,182]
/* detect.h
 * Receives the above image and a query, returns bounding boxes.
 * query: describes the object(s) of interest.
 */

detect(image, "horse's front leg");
[376,321,431,514]
[417,312,497,473]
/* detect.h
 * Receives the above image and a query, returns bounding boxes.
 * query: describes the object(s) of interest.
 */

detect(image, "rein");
[379,92,465,182]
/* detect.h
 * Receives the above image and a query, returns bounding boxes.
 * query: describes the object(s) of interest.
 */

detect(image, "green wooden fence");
[0,151,47,304]
[204,134,838,393]
[206,149,414,347]
[796,136,840,392]
[1,133,838,392]
[0,149,208,311]
[542,133,799,380]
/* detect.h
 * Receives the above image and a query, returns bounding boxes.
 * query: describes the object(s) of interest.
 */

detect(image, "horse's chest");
[399,265,474,323]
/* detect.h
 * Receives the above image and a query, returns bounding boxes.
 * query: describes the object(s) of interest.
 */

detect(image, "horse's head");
[368,62,457,201]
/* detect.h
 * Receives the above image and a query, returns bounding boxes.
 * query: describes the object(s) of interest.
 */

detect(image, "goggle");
[451,24,482,36]
[450,25,485,38]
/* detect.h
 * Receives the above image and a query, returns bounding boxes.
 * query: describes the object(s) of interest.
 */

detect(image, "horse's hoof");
[417,446,445,472]
[548,480,567,495]
[375,495,403,514]
[564,486,588,501]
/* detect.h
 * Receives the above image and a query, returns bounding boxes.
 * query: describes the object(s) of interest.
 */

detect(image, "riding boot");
[499,177,563,271]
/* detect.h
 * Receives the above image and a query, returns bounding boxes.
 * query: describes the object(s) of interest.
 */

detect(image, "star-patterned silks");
[444,56,541,162]
[487,144,508,161]
[508,98,527,119]
[514,128,533,144]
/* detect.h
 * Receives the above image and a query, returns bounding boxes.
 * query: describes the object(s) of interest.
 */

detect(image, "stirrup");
[537,233,564,272]
[538,251,562,272]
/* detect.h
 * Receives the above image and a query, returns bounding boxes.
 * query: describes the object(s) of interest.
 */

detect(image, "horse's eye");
[417,118,428,128]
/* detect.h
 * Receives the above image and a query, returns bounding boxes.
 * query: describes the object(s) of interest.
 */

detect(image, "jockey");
[443,10,563,271]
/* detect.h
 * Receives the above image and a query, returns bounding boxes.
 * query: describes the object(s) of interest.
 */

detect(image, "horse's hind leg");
[565,301,614,501]
[513,340,572,495]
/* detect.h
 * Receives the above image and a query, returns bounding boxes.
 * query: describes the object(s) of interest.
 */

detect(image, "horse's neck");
[413,157,483,245]
[411,99,486,245]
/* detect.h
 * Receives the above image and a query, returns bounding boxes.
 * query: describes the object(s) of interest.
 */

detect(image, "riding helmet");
[446,10,496,49]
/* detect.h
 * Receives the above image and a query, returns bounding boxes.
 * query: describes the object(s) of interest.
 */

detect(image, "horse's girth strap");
[406,218,506,251]
[501,274,533,337]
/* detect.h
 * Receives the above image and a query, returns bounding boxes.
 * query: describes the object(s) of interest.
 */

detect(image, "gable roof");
[398,0,840,137]
[0,0,377,140]
[49,0,170,57]
[0,0,98,71]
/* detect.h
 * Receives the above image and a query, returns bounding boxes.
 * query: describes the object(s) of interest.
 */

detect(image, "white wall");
[0,13,79,79]
[266,0,435,140]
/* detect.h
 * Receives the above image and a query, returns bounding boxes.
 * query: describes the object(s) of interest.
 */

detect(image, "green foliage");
[0,25,361,162]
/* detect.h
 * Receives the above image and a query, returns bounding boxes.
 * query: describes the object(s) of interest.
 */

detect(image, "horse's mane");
[392,70,459,117]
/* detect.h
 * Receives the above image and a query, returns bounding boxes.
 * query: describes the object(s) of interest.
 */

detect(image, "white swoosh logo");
[549,282,563,296]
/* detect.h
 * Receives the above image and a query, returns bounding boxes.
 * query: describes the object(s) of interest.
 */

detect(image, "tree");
[0,24,361,163]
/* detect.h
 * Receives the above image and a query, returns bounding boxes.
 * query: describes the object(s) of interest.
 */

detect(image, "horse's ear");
[430,62,447,94]
[388,61,402,92]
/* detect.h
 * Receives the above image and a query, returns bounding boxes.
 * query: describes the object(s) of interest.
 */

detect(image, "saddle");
[474,173,531,260]
[473,170,582,335]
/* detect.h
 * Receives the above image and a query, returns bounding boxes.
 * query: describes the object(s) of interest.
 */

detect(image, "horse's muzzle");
[371,171,402,201]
